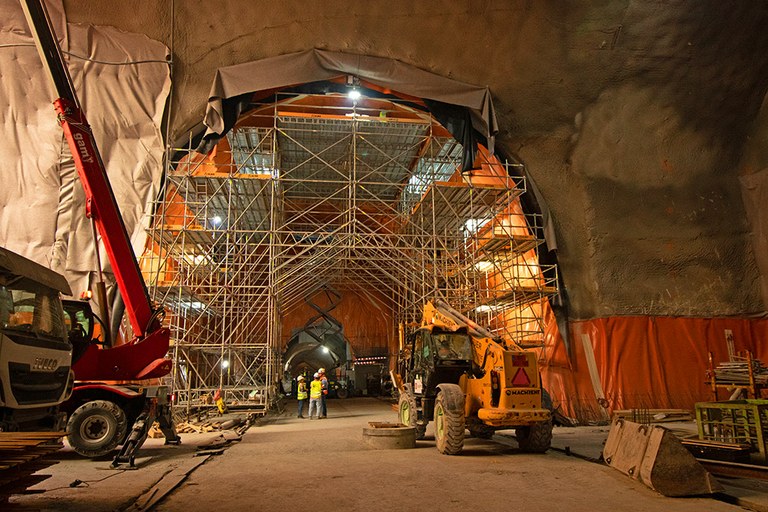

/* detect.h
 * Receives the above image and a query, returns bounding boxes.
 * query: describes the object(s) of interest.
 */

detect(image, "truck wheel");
[468,422,495,439]
[398,390,426,439]
[67,400,128,458]
[515,419,553,453]
[336,388,349,399]
[434,385,465,455]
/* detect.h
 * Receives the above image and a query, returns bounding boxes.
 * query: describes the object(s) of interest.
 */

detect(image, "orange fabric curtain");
[540,309,768,423]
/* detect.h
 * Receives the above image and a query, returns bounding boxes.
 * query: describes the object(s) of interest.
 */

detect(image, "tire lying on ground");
[67,400,128,458]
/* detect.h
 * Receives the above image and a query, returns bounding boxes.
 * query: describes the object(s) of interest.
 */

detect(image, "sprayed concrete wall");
[63,0,768,320]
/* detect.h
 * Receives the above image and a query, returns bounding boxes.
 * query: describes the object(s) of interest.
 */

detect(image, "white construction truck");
[0,247,74,432]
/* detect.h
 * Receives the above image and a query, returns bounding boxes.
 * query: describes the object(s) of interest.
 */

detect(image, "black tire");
[398,390,426,439]
[515,386,553,452]
[336,388,349,399]
[67,400,128,458]
[434,385,465,455]
[515,420,553,453]
[468,422,495,439]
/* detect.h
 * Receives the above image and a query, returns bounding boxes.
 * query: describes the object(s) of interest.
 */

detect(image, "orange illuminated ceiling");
[234,89,452,139]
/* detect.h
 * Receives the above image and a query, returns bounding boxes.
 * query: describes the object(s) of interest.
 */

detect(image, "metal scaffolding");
[144,92,557,413]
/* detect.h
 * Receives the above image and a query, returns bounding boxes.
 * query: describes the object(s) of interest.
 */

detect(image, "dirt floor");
[7,397,767,511]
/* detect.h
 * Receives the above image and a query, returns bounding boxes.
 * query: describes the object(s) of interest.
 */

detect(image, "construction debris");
[174,420,225,434]
[172,412,258,436]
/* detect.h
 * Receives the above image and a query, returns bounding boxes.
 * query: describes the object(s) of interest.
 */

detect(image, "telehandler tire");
[67,400,128,458]
[398,389,426,439]
[434,385,465,455]
[515,419,553,453]
[515,387,553,452]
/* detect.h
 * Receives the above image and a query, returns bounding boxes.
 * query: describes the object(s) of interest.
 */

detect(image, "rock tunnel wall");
[64,0,768,321]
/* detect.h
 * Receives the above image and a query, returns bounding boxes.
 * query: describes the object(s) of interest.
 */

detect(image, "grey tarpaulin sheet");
[0,0,170,297]
[199,48,498,154]
[740,167,768,307]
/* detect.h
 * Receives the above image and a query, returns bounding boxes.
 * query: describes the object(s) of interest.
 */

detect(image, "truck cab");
[0,247,74,431]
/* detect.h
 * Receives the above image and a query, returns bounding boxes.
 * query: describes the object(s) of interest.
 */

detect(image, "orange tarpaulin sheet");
[540,311,768,423]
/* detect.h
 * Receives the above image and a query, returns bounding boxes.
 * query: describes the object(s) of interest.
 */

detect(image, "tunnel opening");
[145,51,557,411]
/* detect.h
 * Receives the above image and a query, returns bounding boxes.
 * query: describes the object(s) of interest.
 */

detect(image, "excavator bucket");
[603,418,722,497]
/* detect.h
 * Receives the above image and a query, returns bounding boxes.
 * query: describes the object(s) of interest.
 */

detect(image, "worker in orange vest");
[318,367,329,418]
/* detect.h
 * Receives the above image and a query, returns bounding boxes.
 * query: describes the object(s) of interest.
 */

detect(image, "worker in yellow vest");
[296,375,308,418]
[309,372,323,419]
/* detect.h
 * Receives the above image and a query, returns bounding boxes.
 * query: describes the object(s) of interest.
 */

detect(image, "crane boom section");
[20,0,155,338]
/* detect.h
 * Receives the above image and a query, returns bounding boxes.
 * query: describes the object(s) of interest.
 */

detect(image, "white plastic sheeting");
[0,0,170,296]
[200,48,498,153]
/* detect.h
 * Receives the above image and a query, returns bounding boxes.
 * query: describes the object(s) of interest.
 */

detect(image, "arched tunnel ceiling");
[63,0,768,319]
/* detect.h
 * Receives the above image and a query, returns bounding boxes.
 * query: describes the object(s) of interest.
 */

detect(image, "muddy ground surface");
[9,398,761,512]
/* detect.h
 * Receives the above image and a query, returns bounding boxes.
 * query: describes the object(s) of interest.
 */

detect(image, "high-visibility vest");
[297,381,308,400]
[310,379,323,399]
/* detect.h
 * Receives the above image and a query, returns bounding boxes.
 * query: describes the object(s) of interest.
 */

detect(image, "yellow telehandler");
[393,299,551,455]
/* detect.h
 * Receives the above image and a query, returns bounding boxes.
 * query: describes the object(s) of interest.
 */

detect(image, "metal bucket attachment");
[603,418,722,497]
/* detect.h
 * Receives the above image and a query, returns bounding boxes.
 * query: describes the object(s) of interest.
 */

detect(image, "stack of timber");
[713,357,768,386]
[174,420,224,434]
[611,409,693,423]
[0,431,64,504]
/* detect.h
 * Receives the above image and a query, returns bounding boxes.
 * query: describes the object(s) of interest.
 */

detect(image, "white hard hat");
[313,372,320,378]
[318,368,326,374]
[297,376,305,381]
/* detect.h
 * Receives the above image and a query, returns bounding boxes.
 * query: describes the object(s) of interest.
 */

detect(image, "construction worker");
[296,375,308,418]
[308,372,323,419]
[318,368,329,418]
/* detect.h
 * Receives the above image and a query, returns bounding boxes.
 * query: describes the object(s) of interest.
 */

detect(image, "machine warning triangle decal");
[511,368,531,387]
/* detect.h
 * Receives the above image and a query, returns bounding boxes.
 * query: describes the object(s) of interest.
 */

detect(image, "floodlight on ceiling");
[346,74,362,101]
[322,346,330,354]
[211,215,222,227]
[221,359,230,369]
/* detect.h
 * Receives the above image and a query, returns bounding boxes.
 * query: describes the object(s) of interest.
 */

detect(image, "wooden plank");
[581,333,611,422]
[124,456,211,512]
